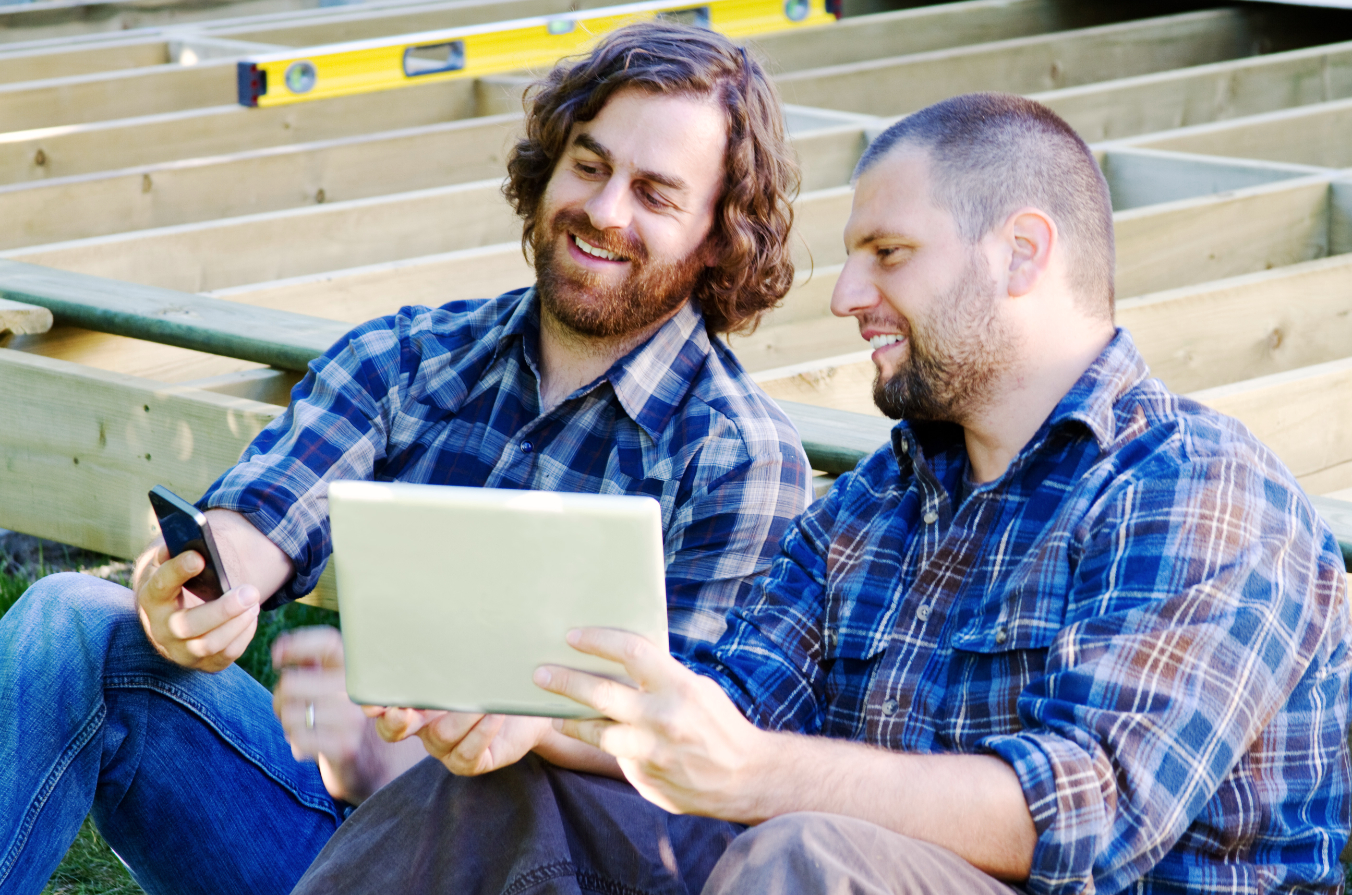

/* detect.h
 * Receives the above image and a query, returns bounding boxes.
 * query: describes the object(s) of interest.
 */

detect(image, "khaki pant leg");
[702,812,1023,895]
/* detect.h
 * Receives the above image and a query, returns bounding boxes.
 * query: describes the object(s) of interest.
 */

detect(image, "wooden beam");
[0,259,347,370]
[6,325,265,382]
[1193,357,1352,494]
[1113,97,1352,169]
[774,399,894,474]
[1114,175,1332,298]
[0,296,51,335]
[773,9,1263,118]
[0,78,481,185]
[0,114,521,249]
[0,37,168,83]
[1034,39,1352,143]
[1,178,521,292]
[0,346,277,558]
[1116,253,1352,394]
[0,59,236,132]
[212,243,535,322]
[1100,148,1328,212]
[749,0,1188,73]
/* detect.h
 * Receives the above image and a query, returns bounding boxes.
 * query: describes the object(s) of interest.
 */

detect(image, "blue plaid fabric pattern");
[201,287,812,656]
[692,330,1351,894]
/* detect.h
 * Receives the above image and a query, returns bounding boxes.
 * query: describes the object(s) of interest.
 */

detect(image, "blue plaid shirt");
[693,330,1351,894]
[201,288,812,656]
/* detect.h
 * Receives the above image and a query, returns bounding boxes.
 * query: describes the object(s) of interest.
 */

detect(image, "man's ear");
[1003,208,1055,298]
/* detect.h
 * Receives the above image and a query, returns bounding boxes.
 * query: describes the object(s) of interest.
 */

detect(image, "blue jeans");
[0,573,344,895]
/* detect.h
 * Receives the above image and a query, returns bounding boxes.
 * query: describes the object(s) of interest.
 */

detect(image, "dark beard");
[533,208,706,338]
[873,250,1014,423]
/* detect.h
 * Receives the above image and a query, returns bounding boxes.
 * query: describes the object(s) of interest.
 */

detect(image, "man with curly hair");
[0,22,811,895]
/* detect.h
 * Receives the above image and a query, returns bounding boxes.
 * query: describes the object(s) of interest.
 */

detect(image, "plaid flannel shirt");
[201,287,812,656]
[692,329,1351,894]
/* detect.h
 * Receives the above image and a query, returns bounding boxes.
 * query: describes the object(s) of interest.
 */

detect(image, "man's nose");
[830,255,881,319]
[584,176,633,231]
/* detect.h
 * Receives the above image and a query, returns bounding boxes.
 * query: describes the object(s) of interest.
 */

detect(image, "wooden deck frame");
[774,8,1340,117]
[1111,96,1352,169]
[7,14,1351,192]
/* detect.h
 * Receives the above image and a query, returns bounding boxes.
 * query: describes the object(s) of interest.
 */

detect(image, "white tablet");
[327,480,668,718]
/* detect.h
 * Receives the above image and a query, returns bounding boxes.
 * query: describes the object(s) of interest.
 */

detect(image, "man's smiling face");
[533,87,729,339]
[831,148,1016,423]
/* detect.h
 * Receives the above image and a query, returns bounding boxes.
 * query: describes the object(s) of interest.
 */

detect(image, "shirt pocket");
[821,588,898,710]
[938,579,1064,745]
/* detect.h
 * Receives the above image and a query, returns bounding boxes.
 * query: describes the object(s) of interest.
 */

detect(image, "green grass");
[0,539,335,894]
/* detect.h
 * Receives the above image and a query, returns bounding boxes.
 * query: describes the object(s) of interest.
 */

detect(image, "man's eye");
[575,162,603,177]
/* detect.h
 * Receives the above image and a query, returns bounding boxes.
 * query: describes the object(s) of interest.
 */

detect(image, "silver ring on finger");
[305,700,315,730]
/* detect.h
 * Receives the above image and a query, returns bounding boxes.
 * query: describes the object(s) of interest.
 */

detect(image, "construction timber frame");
[2,0,1352,616]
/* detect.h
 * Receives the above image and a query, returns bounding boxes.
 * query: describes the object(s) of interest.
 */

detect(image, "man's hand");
[368,705,553,777]
[272,626,426,803]
[534,628,768,821]
[133,540,261,673]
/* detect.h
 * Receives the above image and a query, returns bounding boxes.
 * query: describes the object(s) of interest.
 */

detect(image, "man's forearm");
[737,732,1037,880]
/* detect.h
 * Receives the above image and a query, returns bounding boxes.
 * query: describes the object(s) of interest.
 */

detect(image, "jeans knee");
[2,572,137,665]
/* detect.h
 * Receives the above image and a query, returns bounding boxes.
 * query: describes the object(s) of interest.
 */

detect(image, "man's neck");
[961,325,1115,484]
[536,301,687,414]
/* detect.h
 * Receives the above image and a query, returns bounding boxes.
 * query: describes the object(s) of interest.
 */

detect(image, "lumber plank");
[1033,39,1352,142]
[0,78,481,185]
[0,296,51,335]
[1099,148,1328,211]
[1193,357,1352,494]
[0,37,168,83]
[774,399,895,474]
[0,259,347,370]
[1114,175,1332,298]
[212,244,535,320]
[749,0,1181,73]
[0,59,236,132]
[1,179,522,292]
[0,346,278,558]
[774,10,1265,118]
[1116,254,1352,394]
[0,114,521,248]
[1118,97,1352,169]
[5,325,264,382]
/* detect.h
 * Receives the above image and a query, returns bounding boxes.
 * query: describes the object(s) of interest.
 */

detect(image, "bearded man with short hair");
[0,23,811,895]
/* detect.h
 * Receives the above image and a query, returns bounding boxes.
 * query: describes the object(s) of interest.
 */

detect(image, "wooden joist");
[775,9,1283,117]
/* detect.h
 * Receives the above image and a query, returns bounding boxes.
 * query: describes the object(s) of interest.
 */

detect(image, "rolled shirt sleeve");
[981,456,1351,894]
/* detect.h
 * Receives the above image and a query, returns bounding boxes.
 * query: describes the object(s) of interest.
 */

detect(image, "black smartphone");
[148,485,231,601]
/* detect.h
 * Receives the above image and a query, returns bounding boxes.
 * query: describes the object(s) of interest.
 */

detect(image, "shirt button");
[899,441,909,454]
[824,629,837,650]
[882,699,899,716]
[520,440,533,453]
[915,604,931,621]
[922,511,938,524]
[994,625,1009,645]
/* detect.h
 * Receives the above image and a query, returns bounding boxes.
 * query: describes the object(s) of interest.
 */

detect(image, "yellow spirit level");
[237,0,838,108]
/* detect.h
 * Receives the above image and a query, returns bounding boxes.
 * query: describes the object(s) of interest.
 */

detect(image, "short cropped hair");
[504,21,799,335]
[856,93,1115,318]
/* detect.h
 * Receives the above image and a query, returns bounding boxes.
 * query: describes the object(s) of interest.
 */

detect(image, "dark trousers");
[291,755,743,895]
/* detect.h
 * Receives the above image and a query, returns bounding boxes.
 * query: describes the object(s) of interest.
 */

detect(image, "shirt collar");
[501,288,711,439]
[1042,327,1150,452]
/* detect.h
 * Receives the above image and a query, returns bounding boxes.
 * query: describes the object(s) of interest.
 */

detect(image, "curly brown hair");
[504,21,799,336]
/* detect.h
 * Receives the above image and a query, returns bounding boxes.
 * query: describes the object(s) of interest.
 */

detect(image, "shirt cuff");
[981,730,1110,895]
